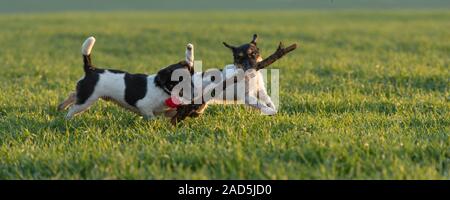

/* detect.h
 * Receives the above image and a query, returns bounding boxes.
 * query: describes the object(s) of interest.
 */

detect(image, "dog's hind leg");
[58,92,77,111]
[65,97,98,119]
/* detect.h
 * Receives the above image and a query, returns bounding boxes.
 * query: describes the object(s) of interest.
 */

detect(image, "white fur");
[80,71,169,118]
[65,72,172,120]
[81,36,96,55]
[185,43,194,67]
[63,37,187,120]
[64,36,275,120]
[192,64,277,115]
[136,75,174,117]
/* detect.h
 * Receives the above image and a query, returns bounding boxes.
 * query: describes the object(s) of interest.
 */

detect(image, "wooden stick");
[256,42,297,71]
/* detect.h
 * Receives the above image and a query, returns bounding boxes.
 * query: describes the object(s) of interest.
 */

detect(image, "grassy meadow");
[0,11,449,179]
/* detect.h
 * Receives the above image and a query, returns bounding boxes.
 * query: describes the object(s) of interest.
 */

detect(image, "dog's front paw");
[261,107,277,116]
[267,102,276,110]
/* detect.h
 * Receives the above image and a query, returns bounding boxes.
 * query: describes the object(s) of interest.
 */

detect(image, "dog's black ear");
[155,69,170,88]
[251,34,258,44]
[223,42,235,51]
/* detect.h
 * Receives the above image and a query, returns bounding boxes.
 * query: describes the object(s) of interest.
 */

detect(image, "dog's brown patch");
[58,92,77,111]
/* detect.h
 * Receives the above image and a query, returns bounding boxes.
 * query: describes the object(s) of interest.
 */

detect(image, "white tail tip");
[81,36,96,55]
[185,43,194,67]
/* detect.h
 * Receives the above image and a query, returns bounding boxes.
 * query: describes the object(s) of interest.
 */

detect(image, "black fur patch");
[76,73,100,105]
[92,68,105,73]
[108,69,126,74]
[124,73,148,107]
[223,35,261,71]
[154,61,193,95]
[83,55,93,73]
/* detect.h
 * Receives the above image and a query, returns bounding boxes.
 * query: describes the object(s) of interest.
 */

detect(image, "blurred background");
[1,0,450,12]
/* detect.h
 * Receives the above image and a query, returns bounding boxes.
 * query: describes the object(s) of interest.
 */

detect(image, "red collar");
[165,97,181,108]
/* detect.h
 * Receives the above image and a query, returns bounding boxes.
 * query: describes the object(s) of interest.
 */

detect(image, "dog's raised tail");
[185,43,194,67]
[81,36,96,72]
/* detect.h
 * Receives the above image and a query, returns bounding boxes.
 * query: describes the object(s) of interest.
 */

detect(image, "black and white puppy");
[192,34,277,116]
[58,37,194,119]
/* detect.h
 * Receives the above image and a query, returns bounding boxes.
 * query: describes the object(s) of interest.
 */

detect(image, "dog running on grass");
[182,34,278,119]
[171,35,298,124]
[58,36,194,120]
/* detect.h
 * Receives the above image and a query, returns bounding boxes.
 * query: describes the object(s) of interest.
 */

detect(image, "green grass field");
[0,11,449,179]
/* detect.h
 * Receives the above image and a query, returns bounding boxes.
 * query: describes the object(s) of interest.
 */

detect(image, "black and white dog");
[58,37,194,119]
[190,34,277,116]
